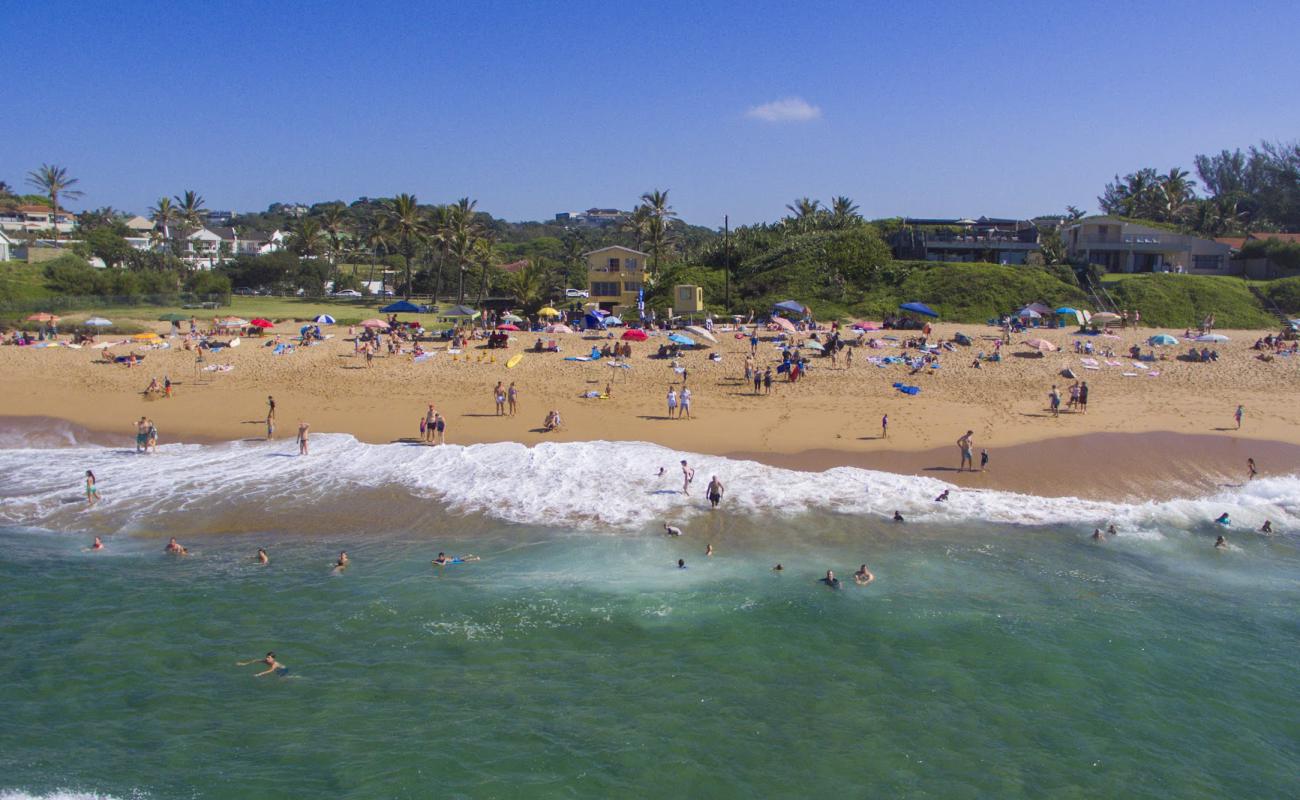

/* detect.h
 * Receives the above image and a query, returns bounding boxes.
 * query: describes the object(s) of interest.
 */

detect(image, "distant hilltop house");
[889,217,1042,265]
[585,245,648,313]
[555,208,629,228]
[1064,216,1232,274]
[0,204,76,235]
[178,227,287,267]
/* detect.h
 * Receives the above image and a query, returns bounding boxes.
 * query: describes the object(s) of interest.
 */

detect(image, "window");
[626,258,638,270]
[1192,255,1222,271]
[591,281,620,297]
[623,281,641,293]
[606,257,621,271]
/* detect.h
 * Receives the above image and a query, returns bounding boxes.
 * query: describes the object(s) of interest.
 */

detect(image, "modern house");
[123,215,156,235]
[1064,216,1233,274]
[889,217,1041,264]
[556,208,629,228]
[585,245,648,313]
[0,204,76,235]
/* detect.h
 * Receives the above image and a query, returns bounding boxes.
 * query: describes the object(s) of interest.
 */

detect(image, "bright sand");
[1,320,1296,498]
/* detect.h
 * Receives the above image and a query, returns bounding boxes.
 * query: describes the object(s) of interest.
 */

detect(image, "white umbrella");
[1195,333,1229,343]
[684,325,718,343]
[501,313,524,323]
[84,317,113,327]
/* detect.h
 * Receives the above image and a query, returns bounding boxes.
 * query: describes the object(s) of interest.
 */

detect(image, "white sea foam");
[0,434,1295,535]
[0,791,143,800]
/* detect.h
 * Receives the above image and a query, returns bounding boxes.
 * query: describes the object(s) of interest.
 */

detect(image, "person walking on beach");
[1234,404,1244,430]
[680,387,692,419]
[706,476,725,509]
[957,430,975,472]
[881,414,888,439]
[237,651,289,677]
[753,368,763,395]
[667,386,678,419]
[85,470,98,506]
[980,448,989,472]
[135,417,149,453]
[297,421,310,455]
[1247,458,1258,481]
[508,382,518,416]
[681,460,694,495]
[1049,385,1061,416]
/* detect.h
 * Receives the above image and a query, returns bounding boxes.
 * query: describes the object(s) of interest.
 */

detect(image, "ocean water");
[1,429,1297,799]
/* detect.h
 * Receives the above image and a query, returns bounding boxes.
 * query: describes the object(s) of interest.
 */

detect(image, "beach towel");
[1083,365,1100,371]
[203,364,234,373]
[1122,372,1138,377]
[1130,362,1147,370]
[1080,358,1099,367]
[563,356,592,362]
[892,382,921,395]
[1105,360,1123,367]
[1147,371,1160,378]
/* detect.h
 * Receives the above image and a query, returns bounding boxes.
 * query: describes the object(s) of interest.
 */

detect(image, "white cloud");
[744,97,822,123]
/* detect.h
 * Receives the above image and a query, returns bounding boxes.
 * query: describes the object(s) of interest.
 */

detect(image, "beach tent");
[1148,334,1178,346]
[440,305,479,318]
[84,317,113,327]
[1023,338,1057,352]
[249,318,274,329]
[773,300,808,316]
[313,314,336,325]
[359,319,390,329]
[544,323,573,334]
[621,328,648,341]
[803,339,825,351]
[380,300,424,313]
[668,333,696,347]
[214,317,248,328]
[898,302,939,318]
[1016,307,1042,319]
[538,307,561,318]
[685,325,718,343]
[1023,302,1053,315]
[583,311,607,329]
[604,316,624,327]
[1195,333,1229,343]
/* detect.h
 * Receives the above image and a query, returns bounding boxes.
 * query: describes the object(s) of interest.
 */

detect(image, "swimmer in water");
[893,511,905,523]
[1260,520,1273,534]
[90,536,104,551]
[1107,524,1117,535]
[1214,535,1227,549]
[821,570,841,589]
[237,651,289,677]
[656,467,666,479]
[165,537,184,555]
[257,548,269,564]
[935,490,950,502]
[677,558,687,569]
[1092,528,1105,541]
[664,522,683,537]
[1215,513,1231,526]
[333,551,349,571]
[432,552,481,566]
[705,544,714,557]
[853,564,875,586]
[772,564,784,572]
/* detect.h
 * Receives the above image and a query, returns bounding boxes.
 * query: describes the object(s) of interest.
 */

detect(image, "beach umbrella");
[1091,312,1120,324]
[496,323,521,331]
[899,302,939,318]
[803,339,825,351]
[1024,302,1052,315]
[1148,334,1178,346]
[359,319,390,329]
[852,321,881,331]
[313,314,336,325]
[441,304,479,318]
[1055,307,1077,315]
[773,300,808,315]
[684,325,717,343]
[538,307,561,317]
[1016,307,1042,319]
[214,317,248,328]
[772,316,797,333]
[1195,333,1229,343]
[158,312,187,322]
[132,332,161,341]
[1023,338,1058,352]
[544,323,573,334]
[668,333,696,346]
[249,318,274,329]
[604,315,624,326]
[621,328,648,341]
[500,313,524,323]
[26,312,60,322]
[84,317,113,327]
[380,300,424,313]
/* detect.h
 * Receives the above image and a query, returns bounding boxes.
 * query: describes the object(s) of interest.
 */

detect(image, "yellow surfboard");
[506,353,524,369]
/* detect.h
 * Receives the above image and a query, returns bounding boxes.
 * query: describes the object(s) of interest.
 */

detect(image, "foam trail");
[0,434,1295,534]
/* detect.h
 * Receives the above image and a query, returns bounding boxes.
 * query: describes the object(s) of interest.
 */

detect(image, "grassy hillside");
[0,262,56,303]
[1259,276,1300,316]
[1100,273,1277,329]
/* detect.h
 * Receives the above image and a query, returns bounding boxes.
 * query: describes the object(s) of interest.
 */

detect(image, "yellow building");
[585,245,649,313]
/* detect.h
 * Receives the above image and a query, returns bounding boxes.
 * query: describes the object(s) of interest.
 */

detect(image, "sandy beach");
[2,320,1296,498]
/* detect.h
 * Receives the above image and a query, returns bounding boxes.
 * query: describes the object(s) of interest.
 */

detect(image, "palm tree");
[385,193,428,298]
[362,218,392,293]
[620,206,650,250]
[829,196,860,228]
[506,259,546,311]
[317,204,350,287]
[785,197,822,233]
[26,164,83,240]
[173,190,206,233]
[639,189,677,273]
[149,197,176,251]
[445,198,484,304]
[473,235,497,306]
[289,217,325,258]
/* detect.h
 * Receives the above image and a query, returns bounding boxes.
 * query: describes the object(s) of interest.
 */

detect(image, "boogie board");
[506,354,524,369]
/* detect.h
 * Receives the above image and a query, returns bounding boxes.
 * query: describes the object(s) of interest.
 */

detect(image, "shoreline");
[3,414,1291,503]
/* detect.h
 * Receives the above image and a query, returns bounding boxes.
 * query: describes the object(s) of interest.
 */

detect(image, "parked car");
[333,289,362,298]
[565,288,590,298]
[233,286,256,296]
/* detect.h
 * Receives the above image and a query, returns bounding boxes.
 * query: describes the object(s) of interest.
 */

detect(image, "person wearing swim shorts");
[957,430,974,472]
[297,421,310,455]
[238,651,289,677]
[706,476,724,509]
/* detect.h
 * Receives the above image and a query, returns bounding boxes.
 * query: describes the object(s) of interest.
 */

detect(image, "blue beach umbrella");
[313,314,335,324]
[1055,307,1077,315]
[899,302,939,318]
[773,300,808,316]
[668,333,696,346]
[1148,334,1178,346]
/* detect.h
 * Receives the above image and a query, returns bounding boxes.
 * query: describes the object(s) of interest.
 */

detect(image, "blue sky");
[5,0,1299,227]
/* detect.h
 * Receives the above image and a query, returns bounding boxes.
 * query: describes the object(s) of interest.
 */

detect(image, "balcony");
[1073,233,1183,248]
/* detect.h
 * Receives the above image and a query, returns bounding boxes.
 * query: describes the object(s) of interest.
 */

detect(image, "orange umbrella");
[771,317,797,333]
[26,312,60,322]
[359,319,390,329]
[1024,338,1058,352]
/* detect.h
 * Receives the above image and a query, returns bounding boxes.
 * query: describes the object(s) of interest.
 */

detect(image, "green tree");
[784,197,823,233]
[639,189,677,274]
[828,196,861,229]
[385,193,428,298]
[149,197,176,251]
[25,164,83,239]
[85,227,133,268]
[173,190,207,236]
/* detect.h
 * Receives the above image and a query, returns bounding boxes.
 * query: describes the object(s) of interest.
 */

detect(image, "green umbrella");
[158,313,188,322]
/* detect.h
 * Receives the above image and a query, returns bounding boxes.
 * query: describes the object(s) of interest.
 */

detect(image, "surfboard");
[506,354,524,369]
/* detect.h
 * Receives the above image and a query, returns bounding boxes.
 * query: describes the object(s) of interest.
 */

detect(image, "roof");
[123,215,155,230]
[16,204,72,217]
[1215,237,1247,250]
[1247,232,1300,245]
[498,259,529,273]
[583,245,649,257]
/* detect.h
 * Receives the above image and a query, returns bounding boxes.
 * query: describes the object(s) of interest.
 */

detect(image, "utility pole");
[724,214,731,314]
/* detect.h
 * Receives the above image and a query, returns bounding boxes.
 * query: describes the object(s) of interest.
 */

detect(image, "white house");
[123,215,155,235]
[0,230,15,261]
[0,204,76,234]
[1064,216,1234,274]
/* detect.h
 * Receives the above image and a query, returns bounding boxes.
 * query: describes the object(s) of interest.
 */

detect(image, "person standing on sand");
[753,369,763,395]
[85,470,98,506]
[1049,385,1061,416]
[508,382,518,416]
[846,346,853,368]
[667,386,678,419]
[297,421,310,455]
[980,449,989,471]
[434,412,446,445]
[763,367,773,395]
[957,431,975,472]
[424,404,437,443]
[881,414,888,439]
[680,387,692,419]
[1247,458,1257,481]
[681,460,694,495]
[1234,404,1244,430]
[706,476,724,508]
[494,382,506,416]
[1079,381,1089,414]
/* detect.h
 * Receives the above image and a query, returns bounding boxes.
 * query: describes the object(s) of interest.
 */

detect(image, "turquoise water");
[2,511,1297,799]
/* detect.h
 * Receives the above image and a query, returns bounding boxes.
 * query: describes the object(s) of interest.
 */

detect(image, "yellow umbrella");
[538,307,561,317]
[132,332,162,341]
